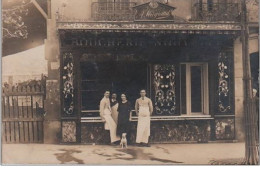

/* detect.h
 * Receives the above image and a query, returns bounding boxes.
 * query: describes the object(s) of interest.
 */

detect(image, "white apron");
[111,103,119,125]
[136,106,150,143]
[103,108,120,143]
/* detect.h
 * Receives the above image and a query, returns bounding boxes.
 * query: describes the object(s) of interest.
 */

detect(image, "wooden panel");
[14,122,20,143]
[38,121,43,142]
[15,96,20,118]
[9,97,14,118]
[24,122,29,143]
[27,96,32,118]
[19,122,25,143]
[2,85,45,143]
[6,97,10,118]
[18,105,24,118]
[3,92,44,96]
[33,121,38,142]
[31,96,35,118]
[10,122,15,142]
[2,122,6,143]
[2,97,5,118]
[13,97,18,118]
[5,122,11,143]
[29,122,34,142]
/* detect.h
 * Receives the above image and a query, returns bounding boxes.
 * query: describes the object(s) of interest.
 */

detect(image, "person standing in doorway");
[135,89,153,147]
[117,93,132,144]
[99,91,120,145]
[111,93,119,125]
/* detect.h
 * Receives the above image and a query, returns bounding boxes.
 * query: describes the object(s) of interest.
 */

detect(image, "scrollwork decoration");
[153,64,176,115]
[62,53,74,115]
[217,52,232,113]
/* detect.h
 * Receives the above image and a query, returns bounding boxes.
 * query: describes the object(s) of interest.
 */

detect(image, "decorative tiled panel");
[81,123,110,144]
[81,120,211,144]
[153,64,177,115]
[215,118,235,140]
[62,53,74,116]
[62,121,77,143]
[216,51,234,114]
[149,121,211,143]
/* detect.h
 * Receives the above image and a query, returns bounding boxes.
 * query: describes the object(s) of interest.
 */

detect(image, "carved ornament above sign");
[133,1,175,21]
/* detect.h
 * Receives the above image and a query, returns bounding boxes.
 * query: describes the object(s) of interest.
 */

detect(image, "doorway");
[180,63,209,115]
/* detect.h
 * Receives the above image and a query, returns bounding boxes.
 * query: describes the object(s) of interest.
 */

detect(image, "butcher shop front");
[52,1,243,144]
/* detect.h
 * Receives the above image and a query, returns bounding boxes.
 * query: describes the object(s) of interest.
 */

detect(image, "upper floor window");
[192,0,240,22]
[92,0,136,21]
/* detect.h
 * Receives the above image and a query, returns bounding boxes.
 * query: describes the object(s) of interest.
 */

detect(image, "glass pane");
[180,64,186,114]
[81,61,147,111]
[191,66,202,112]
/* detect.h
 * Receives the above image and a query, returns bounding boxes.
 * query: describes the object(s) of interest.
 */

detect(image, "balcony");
[192,3,240,22]
[91,2,136,21]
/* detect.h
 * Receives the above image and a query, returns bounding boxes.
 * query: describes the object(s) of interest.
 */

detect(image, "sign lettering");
[134,1,175,21]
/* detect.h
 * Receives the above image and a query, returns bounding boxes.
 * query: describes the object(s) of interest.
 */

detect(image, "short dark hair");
[121,93,127,97]
[104,90,110,94]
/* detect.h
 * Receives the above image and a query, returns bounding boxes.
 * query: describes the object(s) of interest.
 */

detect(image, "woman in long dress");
[117,93,132,143]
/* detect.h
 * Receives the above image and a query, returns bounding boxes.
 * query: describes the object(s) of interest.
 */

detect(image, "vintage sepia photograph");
[1,0,259,165]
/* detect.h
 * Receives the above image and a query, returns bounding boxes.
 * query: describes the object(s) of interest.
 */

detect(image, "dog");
[120,133,127,148]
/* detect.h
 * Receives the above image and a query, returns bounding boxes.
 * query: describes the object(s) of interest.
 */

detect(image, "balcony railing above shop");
[91,2,137,21]
[192,3,240,22]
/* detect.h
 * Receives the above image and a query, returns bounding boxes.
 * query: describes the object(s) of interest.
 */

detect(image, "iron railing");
[192,3,240,22]
[91,2,136,21]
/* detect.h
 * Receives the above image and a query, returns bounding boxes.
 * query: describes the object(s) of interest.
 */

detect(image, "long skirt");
[103,109,120,143]
[136,107,150,144]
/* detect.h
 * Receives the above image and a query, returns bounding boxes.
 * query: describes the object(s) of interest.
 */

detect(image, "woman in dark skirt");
[117,93,132,143]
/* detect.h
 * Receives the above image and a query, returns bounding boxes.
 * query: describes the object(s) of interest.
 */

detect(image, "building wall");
[52,0,193,21]
[44,0,255,143]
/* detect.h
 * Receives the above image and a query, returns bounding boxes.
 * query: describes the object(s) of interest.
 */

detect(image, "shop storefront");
[57,21,239,143]
[42,0,258,144]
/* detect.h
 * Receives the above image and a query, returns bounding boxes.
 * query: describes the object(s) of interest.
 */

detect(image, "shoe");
[114,140,121,145]
[144,143,151,147]
[136,143,142,147]
[110,142,117,146]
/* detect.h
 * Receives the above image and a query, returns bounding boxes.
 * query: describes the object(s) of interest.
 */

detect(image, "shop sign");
[133,1,175,21]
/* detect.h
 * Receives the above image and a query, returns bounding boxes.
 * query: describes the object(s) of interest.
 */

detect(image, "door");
[180,63,209,115]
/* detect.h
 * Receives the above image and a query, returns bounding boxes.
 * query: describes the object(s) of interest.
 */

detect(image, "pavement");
[1,142,245,165]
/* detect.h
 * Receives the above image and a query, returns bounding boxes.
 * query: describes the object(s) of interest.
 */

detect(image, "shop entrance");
[180,63,209,115]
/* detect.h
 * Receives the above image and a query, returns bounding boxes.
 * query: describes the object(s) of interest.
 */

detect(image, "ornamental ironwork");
[62,53,74,115]
[192,3,240,22]
[153,64,176,115]
[216,51,233,114]
[91,1,136,21]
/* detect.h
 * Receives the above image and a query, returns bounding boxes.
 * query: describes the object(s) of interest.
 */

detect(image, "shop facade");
[43,0,259,144]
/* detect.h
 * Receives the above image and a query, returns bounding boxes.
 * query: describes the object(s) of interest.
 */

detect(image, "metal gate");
[2,80,46,143]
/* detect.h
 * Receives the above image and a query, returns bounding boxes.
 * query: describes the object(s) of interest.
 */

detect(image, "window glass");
[190,66,202,113]
[81,61,147,111]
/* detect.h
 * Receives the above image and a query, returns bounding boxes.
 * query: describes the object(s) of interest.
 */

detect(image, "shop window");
[80,61,148,115]
[180,63,209,115]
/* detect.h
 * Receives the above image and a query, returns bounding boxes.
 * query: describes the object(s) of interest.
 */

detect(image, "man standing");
[135,89,153,147]
[111,93,119,124]
[100,91,120,144]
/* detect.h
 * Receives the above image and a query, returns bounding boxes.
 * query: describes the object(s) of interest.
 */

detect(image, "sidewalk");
[1,142,245,165]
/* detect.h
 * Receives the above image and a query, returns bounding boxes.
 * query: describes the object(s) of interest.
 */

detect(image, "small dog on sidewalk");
[120,133,127,148]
